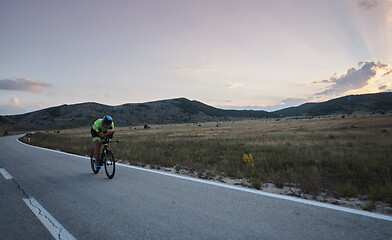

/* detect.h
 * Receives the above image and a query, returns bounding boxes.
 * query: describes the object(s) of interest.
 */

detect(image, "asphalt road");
[0,135,391,240]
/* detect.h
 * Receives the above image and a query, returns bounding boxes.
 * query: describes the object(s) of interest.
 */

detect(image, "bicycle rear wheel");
[90,149,100,174]
[104,150,116,179]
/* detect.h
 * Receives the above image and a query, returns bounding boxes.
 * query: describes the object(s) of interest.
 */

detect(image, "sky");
[1,0,392,115]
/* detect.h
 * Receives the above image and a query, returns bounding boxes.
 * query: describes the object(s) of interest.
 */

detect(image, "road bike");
[90,138,119,179]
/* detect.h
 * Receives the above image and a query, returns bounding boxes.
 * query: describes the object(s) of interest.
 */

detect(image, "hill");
[0,98,273,131]
[274,92,392,117]
[1,93,391,131]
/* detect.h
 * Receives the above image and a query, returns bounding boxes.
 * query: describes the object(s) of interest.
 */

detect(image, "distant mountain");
[1,93,391,131]
[274,92,392,117]
[0,98,273,131]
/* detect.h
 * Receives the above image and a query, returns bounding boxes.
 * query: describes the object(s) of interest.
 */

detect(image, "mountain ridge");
[274,92,392,117]
[1,92,391,131]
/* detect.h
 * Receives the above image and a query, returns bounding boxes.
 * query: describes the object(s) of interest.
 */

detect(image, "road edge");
[16,135,392,222]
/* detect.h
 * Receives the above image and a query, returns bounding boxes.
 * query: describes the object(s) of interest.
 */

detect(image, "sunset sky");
[1,0,392,115]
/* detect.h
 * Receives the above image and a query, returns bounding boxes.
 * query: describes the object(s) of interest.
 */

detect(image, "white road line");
[117,163,392,222]
[17,138,90,160]
[17,137,392,222]
[23,198,76,240]
[0,168,13,180]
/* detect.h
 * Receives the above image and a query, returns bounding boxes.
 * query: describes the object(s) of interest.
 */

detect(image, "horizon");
[0,96,290,116]
[1,0,392,115]
[2,92,390,117]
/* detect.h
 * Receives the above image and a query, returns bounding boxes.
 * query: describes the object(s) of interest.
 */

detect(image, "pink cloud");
[0,78,52,93]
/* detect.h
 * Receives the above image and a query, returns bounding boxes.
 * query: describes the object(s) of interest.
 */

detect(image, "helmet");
[103,115,113,126]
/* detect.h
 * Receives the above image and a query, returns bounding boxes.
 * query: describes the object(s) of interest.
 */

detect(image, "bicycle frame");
[100,138,119,155]
[90,137,119,179]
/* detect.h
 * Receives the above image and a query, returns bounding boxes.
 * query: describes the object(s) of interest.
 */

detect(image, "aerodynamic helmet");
[103,115,113,126]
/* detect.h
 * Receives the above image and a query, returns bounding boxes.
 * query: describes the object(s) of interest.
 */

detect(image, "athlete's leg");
[93,140,101,164]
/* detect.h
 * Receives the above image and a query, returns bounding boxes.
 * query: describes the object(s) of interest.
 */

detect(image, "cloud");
[172,67,217,74]
[312,79,332,84]
[0,101,41,115]
[0,78,52,93]
[382,70,392,77]
[265,60,392,111]
[9,97,21,108]
[225,83,242,89]
[358,0,379,9]
[314,61,392,97]
[281,97,309,106]
[0,97,28,115]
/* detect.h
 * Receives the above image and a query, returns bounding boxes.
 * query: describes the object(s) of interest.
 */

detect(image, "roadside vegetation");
[20,114,392,208]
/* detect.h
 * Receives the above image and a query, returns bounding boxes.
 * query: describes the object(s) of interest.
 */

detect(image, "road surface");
[0,135,391,239]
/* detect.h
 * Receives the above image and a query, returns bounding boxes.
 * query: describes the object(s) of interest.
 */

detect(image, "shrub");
[338,182,358,198]
[362,202,376,212]
[250,179,262,189]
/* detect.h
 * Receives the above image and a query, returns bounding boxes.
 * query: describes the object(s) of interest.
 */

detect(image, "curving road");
[0,135,391,240]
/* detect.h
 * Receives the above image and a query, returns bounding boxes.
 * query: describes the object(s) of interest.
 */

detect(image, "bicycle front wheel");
[104,150,116,179]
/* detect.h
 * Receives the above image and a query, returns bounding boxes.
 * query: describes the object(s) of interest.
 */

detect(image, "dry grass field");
[20,114,392,208]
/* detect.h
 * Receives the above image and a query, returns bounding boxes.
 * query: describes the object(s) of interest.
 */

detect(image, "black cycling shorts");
[91,128,100,139]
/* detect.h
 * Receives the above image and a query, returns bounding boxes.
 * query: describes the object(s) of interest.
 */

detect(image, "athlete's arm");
[98,131,115,138]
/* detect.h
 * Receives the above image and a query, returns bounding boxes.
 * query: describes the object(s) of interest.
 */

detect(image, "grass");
[19,114,392,205]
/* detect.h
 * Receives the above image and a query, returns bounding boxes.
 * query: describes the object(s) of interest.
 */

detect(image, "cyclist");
[91,115,115,168]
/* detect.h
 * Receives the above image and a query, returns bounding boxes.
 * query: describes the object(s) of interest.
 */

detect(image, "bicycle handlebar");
[100,138,119,145]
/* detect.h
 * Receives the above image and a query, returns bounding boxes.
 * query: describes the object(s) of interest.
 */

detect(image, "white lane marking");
[23,198,76,240]
[17,137,392,222]
[0,168,13,180]
[17,138,90,159]
[117,163,392,222]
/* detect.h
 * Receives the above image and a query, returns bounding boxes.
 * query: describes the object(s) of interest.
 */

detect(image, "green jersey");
[92,119,114,133]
